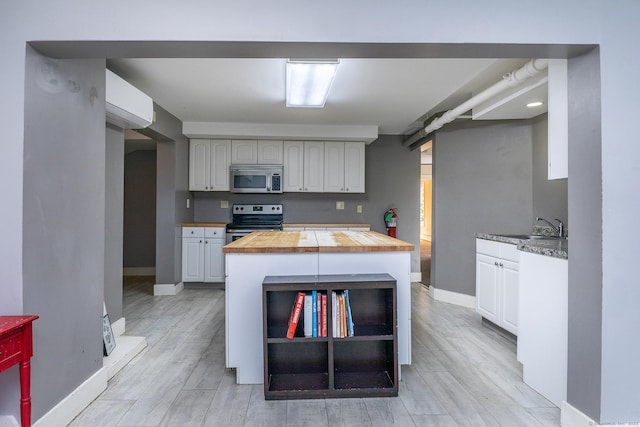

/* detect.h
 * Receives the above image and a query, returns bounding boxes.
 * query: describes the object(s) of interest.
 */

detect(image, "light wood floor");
[69,279,559,427]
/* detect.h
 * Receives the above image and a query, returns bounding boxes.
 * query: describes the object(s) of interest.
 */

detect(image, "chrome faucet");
[536,217,565,238]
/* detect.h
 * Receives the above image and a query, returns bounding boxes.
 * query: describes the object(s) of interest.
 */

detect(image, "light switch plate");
[221,200,229,208]
[357,205,363,214]
[336,201,345,210]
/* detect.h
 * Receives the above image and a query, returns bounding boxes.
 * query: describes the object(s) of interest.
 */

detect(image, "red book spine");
[286,292,305,339]
[321,294,327,337]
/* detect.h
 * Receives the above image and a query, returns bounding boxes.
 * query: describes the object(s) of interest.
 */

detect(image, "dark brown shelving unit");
[262,273,397,400]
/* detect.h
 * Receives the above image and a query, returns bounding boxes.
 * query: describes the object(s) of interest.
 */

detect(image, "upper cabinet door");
[303,141,324,192]
[189,139,210,191]
[324,141,345,192]
[548,59,568,180]
[210,139,231,191]
[231,140,258,164]
[283,141,304,192]
[344,142,365,193]
[258,140,283,164]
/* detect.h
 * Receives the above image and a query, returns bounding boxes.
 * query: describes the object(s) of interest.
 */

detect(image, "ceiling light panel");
[286,60,339,108]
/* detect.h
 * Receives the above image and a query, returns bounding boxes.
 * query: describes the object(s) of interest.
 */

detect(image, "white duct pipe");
[403,58,549,147]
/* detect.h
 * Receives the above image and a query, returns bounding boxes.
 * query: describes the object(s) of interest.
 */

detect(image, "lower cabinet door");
[182,237,204,282]
[476,254,500,324]
[204,238,225,282]
[500,261,519,335]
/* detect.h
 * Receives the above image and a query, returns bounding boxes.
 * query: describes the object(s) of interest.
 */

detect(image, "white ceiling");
[111,57,548,149]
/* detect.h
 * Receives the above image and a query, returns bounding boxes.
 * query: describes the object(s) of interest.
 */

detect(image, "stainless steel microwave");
[230,164,283,193]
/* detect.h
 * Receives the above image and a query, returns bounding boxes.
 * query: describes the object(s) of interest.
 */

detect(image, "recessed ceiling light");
[286,59,339,108]
[527,101,544,108]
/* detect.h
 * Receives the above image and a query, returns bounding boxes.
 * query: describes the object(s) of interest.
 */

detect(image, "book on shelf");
[311,290,317,337]
[345,289,354,337]
[321,293,327,337]
[286,292,305,339]
[316,292,322,337]
[303,293,312,337]
[331,291,337,338]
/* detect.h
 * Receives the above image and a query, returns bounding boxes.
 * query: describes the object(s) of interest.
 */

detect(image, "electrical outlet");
[336,201,345,210]
[221,200,229,208]
[357,205,363,214]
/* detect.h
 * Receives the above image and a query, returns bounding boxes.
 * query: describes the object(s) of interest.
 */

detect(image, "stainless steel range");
[225,204,283,244]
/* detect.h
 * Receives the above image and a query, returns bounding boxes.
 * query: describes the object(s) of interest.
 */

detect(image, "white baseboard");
[561,401,599,426]
[0,416,19,427]
[33,368,107,427]
[429,286,476,308]
[154,282,184,296]
[123,267,155,276]
[410,272,422,282]
[111,316,125,338]
[103,335,147,379]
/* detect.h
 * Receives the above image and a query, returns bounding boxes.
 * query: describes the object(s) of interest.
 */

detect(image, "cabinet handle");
[494,262,498,266]
[499,262,504,267]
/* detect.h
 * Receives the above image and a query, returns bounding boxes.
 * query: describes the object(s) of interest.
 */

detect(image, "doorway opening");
[419,141,432,286]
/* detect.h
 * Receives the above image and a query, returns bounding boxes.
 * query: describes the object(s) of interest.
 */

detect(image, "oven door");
[226,231,248,244]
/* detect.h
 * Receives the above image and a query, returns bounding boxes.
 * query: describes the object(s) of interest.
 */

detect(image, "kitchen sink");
[499,234,564,240]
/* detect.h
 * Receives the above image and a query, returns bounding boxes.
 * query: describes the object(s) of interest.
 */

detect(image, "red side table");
[0,315,39,427]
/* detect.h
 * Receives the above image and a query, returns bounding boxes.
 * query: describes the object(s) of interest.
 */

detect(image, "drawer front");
[499,242,519,262]
[204,227,225,238]
[0,331,23,368]
[182,227,204,238]
[476,238,501,257]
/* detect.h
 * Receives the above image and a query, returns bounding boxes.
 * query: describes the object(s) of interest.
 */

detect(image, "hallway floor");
[69,278,559,426]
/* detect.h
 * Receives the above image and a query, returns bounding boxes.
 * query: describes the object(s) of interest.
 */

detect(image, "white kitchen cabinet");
[324,141,346,192]
[303,141,324,192]
[189,139,231,191]
[283,140,304,191]
[475,238,519,335]
[344,142,365,192]
[231,140,258,164]
[258,140,283,164]
[324,141,365,193]
[182,227,225,282]
[547,59,568,180]
[283,140,324,192]
[518,251,568,407]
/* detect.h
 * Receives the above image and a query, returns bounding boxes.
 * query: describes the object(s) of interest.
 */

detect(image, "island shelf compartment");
[262,273,398,399]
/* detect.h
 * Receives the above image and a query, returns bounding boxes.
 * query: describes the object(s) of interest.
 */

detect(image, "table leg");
[19,359,31,427]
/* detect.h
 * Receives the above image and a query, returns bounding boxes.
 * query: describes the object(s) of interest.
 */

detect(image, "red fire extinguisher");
[384,208,398,238]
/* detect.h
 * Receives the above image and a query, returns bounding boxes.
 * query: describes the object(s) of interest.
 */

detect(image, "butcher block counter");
[223,230,414,254]
[225,230,413,384]
[181,222,227,227]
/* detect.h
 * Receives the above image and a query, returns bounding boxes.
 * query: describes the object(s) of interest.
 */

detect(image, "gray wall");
[194,135,422,273]
[531,114,568,228]
[146,103,192,285]
[105,124,124,321]
[567,48,603,421]
[20,47,106,419]
[432,121,534,296]
[123,150,156,268]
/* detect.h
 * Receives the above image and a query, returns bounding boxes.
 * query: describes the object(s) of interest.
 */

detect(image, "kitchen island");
[223,230,414,384]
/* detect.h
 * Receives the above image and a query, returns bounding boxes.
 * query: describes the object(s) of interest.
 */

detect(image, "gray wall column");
[105,124,124,321]
[21,46,105,420]
[566,47,603,422]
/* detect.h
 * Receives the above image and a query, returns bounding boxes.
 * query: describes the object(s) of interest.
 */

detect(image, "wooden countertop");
[182,222,227,227]
[282,223,370,228]
[223,230,414,254]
